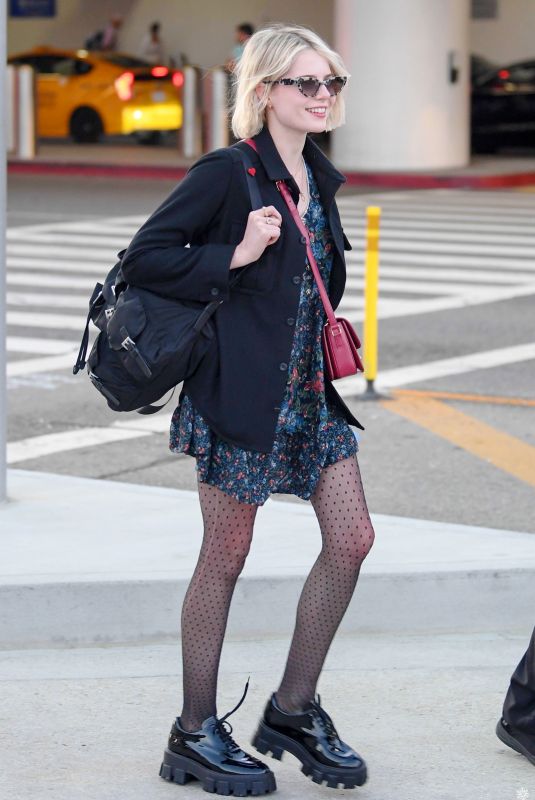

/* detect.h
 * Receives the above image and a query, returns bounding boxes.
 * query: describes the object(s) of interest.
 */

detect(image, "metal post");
[6,65,17,154]
[211,68,230,151]
[1,0,7,503]
[181,65,202,158]
[16,65,36,159]
[362,206,382,399]
[202,68,229,153]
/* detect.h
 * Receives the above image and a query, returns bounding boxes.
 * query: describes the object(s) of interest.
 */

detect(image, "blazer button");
[279,362,288,371]
[286,317,295,326]
[300,235,307,244]
[210,287,219,296]
[292,275,301,285]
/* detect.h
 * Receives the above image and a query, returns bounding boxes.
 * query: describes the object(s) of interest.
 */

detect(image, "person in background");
[496,627,535,766]
[140,21,167,65]
[100,13,123,52]
[225,22,254,72]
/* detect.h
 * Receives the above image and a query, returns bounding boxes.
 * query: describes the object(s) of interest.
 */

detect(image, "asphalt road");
[5,173,535,533]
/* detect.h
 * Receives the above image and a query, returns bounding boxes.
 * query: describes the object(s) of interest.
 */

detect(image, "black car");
[471,58,535,152]
[470,54,497,87]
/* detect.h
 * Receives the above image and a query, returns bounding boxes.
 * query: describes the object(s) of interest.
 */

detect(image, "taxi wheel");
[70,108,103,143]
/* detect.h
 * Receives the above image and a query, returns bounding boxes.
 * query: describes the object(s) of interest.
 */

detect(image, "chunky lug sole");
[252,721,367,789]
[496,720,535,766]
[159,748,277,796]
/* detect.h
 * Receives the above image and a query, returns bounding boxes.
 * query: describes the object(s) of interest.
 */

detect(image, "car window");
[8,55,41,70]
[477,70,511,89]
[102,54,150,68]
[54,58,77,76]
[9,54,93,77]
[74,59,92,75]
[25,55,71,74]
[507,64,535,84]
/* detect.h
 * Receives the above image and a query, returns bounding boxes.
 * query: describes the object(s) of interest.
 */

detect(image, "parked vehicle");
[470,54,497,87]
[471,58,535,152]
[8,46,184,142]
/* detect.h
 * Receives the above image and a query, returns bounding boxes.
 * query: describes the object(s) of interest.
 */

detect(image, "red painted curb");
[8,159,535,188]
[8,161,189,181]
[344,171,535,189]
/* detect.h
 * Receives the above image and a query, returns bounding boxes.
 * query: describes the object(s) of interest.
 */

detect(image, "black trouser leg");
[503,627,535,733]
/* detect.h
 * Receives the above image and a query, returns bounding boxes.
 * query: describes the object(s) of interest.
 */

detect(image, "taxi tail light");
[114,71,134,101]
[151,66,169,77]
[172,71,184,88]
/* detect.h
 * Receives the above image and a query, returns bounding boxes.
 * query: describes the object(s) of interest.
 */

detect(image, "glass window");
[102,54,150,68]
[53,58,77,76]
[507,64,535,84]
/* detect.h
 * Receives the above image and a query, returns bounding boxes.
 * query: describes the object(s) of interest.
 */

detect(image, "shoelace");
[213,677,250,752]
[310,693,341,745]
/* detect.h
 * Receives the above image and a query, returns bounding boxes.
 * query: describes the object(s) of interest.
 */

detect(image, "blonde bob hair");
[231,23,349,139]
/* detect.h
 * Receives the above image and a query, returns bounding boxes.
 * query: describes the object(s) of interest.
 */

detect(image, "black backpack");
[73,254,222,413]
[73,145,262,414]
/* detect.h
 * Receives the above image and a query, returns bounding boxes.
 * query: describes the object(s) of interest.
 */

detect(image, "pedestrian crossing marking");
[6,189,535,378]
[7,341,535,464]
[7,336,77,355]
[336,342,535,397]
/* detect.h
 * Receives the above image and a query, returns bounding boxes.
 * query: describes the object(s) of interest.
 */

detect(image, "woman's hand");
[230,206,282,269]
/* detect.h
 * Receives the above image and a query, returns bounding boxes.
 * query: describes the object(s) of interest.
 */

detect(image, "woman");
[121,23,375,796]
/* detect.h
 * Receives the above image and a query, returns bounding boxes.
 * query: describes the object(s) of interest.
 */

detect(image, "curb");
[8,159,535,188]
[1,568,534,647]
[8,160,189,181]
[2,470,535,647]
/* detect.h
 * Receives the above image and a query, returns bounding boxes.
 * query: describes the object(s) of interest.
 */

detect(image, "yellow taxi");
[8,46,184,142]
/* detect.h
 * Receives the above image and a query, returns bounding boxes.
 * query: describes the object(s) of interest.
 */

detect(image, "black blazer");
[120,125,364,453]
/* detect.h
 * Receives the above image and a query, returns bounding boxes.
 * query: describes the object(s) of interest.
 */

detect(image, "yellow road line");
[381,394,535,489]
[393,388,535,407]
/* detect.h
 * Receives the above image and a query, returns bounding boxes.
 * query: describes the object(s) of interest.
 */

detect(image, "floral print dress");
[169,160,358,505]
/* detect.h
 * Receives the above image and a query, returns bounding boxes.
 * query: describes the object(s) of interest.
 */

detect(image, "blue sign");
[10,0,56,17]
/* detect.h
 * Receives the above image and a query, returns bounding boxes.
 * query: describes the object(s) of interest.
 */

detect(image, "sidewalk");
[1,469,535,799]
[8,139,535,188]
[2,630,534,800]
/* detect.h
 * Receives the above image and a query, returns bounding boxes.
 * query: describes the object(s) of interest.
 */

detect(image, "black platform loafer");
[160,681,277,796]
[496,718,535,766]
[252,693,367,789]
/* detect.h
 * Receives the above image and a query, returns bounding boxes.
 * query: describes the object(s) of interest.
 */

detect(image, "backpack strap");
[73,150,265,394]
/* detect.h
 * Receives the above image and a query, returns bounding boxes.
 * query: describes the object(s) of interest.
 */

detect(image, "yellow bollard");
[363,206,381,395]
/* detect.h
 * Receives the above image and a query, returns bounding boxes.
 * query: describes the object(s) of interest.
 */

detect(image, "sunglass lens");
[300,78,320,97]
[327,77,346,96]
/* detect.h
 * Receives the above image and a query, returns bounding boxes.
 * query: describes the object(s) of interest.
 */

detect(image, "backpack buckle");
[105,307,115,321]
[121,335,135,351]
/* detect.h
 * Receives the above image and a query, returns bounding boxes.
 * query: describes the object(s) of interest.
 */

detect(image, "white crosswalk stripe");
[335,189,535,324]
[6,189,535,380]
[6,217,138,379]
[7,189,535,465]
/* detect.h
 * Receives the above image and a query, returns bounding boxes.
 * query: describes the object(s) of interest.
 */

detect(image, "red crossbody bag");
[244,138,364,381]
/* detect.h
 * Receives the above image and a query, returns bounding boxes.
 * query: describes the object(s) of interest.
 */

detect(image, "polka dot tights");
[178,454,374,731]
[275,454,375,712]
[179,478,258,731]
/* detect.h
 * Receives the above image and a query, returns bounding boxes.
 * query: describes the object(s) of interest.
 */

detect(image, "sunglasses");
[263,75,347,98]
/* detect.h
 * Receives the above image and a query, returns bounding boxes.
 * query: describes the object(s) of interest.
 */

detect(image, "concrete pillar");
[332,0,470,170]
